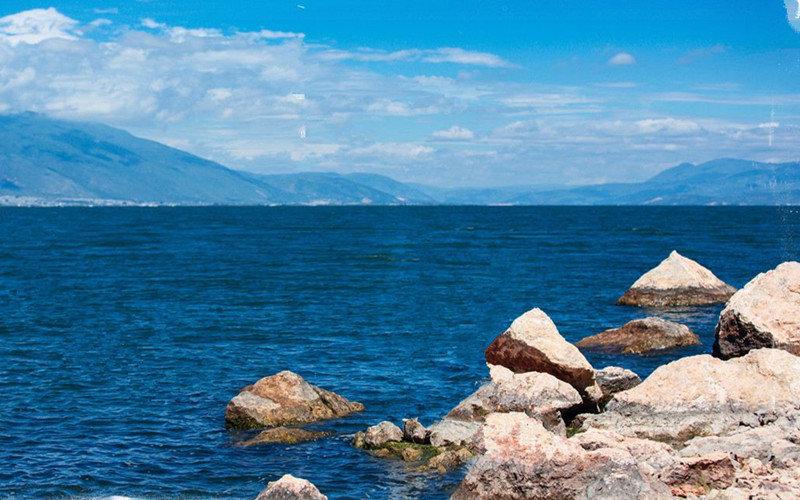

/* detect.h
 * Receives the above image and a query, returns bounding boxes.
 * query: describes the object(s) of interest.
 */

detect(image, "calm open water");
[1,206,798,499]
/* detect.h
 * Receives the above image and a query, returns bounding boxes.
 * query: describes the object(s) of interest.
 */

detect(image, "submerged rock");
[617,250,736,307]
[226,371,364,429]
[714,261,800,359]
[452,412,672,500]
[594,366,642,405]
[255,474,327,500]
[484,308,599,400]
[576,317,700,354]
[581,349,800,443]
[445,364,582,433]
[239,427,331,447]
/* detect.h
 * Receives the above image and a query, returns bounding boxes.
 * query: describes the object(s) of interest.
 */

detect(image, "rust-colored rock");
[577,317,700,354]
[617,251,736,307]
[226,371,364,429]
[484,308,598,398]
[714,261,800,359]
[660,453,736,497]
[238,427,331,447]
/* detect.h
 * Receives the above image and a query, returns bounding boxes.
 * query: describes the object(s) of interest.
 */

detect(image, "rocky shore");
[241,255,800,499]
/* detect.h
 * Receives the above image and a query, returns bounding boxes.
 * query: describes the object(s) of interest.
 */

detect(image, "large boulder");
[594,366,641,404]
[452,412,672,500]
[446,364,582,433]
[576,317,700,354]
[427,419,482,449]
[581,349,800,443]
[484,308,599,400]
[255,474,327,500]
[714,261,800,359]
[617,251,736,307]
[362,421,403,448]
[226,371,364,429]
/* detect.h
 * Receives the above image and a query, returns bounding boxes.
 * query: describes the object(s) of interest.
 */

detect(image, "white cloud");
[0,8,78,46]
[432,126,475,140]
[423,48,515,68]
[607,52,636,66]
[635,118,701,135]
[315,47,514,68]
[349,142,434,158]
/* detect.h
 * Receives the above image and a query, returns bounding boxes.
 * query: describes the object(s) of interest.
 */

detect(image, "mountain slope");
[0,113,290,204]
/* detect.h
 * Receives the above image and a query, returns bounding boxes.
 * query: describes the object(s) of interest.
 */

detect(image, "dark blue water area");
[0,206,798,499]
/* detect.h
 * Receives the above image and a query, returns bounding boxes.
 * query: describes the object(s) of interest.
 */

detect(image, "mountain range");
[0,113,797,206]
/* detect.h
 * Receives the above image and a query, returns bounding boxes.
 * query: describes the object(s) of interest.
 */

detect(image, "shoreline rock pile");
[242,258,800,500]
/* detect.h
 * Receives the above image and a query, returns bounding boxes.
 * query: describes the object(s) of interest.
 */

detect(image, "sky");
[0,1,799,187]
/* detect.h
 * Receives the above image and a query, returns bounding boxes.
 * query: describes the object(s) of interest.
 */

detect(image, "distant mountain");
[508,159,800,205]
[0,113,797,206]
[0,113,428,205]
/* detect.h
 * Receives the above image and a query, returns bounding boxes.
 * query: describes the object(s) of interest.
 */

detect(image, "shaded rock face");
[484,308,598,398]
[594,367,641,405]
[581,349,800,443]
[452,412,672,500]
[226,371,364,429]
[577,317,700,354]
[238,428,331,447]
[255,474,327,500]
[446,364,582,433]
[714,261,800,359]
[617,251,736,307]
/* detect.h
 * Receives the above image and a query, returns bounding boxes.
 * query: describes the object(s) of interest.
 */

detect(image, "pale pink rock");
[255,474,327,500]
[714,261,800,359]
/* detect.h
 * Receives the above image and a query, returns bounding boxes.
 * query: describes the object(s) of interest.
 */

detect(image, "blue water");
[1,206,798,499]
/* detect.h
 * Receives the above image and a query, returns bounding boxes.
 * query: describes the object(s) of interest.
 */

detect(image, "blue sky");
[0,1,798,186]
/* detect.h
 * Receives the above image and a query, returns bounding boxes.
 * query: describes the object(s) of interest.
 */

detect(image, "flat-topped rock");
[255,474,327,500]
[484,308,599,399]
[617,251,736,307]
[452,412,672,500]
[446,364,582,433]
[239,428,331,447]
[576,317,700,354]
[714,261,800,359]
[226,371,364,429]
[581,349,800,443]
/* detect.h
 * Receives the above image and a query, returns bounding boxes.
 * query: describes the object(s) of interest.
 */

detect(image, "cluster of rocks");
[237,254,800,499]
[453,258,800,499]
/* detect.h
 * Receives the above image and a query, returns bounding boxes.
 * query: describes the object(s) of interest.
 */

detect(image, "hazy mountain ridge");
[1,114,797,206]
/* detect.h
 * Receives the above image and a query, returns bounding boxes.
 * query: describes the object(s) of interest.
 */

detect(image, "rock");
[659,453,736,497]
[680,425,800,464]
[594,366,641,404]
[572,429,676,476]
[402,418,429,444]
[255,474,327,500]
[225,371,364,429]
[577,317,700,354]
[238,428,331,447]
[363,421,403,448]
[427,419,482,450]
[452,412,672,500]
[426,447,474,472]
[617,250,736,307]
[581,349,800,443]
[484,308,599,399]
[714,261,800,359]
[445,364,582,432]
